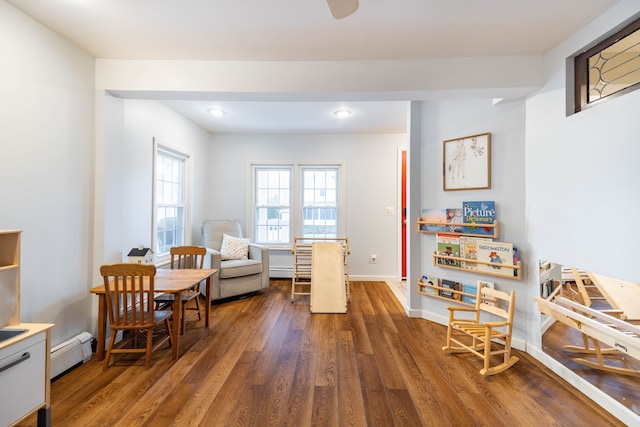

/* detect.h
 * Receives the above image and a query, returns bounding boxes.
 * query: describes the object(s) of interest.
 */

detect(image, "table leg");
[205,276,211,328]
[172,293,181,360]
[96,295,106,361]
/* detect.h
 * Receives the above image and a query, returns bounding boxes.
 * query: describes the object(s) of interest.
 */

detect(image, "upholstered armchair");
[201,219,269,301]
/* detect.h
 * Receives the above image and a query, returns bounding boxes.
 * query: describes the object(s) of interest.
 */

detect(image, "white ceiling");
[6,0,619,133]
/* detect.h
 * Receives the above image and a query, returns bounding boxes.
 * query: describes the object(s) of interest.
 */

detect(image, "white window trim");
[152,138,192,263]
[249,161,346,249]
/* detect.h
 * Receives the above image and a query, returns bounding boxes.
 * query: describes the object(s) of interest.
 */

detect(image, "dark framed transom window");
[574,17,640,113]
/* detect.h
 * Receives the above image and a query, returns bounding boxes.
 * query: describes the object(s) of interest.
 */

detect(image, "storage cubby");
[0,230,21,327]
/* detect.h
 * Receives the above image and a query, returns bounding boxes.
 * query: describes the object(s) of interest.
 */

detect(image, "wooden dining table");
[90,268,218,361]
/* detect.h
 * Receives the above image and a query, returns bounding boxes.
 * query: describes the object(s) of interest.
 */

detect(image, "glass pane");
[588,27,640,103]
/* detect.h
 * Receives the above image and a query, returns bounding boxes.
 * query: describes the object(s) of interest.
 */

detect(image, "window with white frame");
[254,166,292,245]
[301,166,339,238]
[252,164,342,246]
[153,143,189,258]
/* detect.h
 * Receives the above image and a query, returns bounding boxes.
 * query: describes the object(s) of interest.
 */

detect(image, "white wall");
[97,97,212,265]
[414,99,527,342]
[208,133,406,279]
[0,2,95,345]
[525,2,640,423]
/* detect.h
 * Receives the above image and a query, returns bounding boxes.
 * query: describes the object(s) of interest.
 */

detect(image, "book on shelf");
[540,278,557,298]
[476,241,514,276]
[445,208,464,232]
[436,234,461,267]
[462,283,477,304]
[440,279,462,300]
[459,235,493,270]
[462,201,495,235]
[420,209,447,232]
[478,280,496,306]
[420,275,439,296]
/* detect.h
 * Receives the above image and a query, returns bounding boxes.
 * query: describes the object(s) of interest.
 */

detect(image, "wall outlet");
[370,254,377,263]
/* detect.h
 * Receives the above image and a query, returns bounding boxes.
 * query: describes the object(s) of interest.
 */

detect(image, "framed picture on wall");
[443,132,491,191]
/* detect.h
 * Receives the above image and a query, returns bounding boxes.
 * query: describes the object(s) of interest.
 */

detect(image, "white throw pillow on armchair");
[219,233,250,260]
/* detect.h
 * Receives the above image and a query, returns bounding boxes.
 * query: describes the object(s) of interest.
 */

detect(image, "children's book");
[462,201,496,235]
[459,236,493,270]
[445,208,464,232]
[421,209,447,232]
[477,241,514,276]
[477,280,496,306]
[462,283,477,304]
[420,275,439,296]
[436,234,461,267]
[440,279,462,300]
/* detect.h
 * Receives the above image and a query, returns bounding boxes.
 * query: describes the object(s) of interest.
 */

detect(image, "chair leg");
[103,332,117,370]
[145,326,154,369]
[181,304,186,335]
[195,295,201,321]
[483,332,492,374]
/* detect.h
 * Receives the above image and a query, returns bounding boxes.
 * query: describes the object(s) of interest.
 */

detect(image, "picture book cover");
[420,275,439,296]
[462,283,477,304]
[462,201,496,235]
[445,208,464,232]
[436,234,461,267]
[420,209,447,232]
[440,279,462,300]
[477,280,496,306]
[477,241,514,276]
[459,236,493,270]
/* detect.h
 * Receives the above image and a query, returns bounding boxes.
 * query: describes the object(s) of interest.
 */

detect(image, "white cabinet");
[0,332,47,427]
[0,230,54,426]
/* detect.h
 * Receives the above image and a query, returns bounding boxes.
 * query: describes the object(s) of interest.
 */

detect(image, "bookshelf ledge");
[432,252,522,281]
[417,219,499,239]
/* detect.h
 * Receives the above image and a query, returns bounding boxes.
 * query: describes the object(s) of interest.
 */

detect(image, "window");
[301,167,338,238]
[153,142,189,258]
[252,164,343,246]
[254,167,291,245]
[574,17,640,112]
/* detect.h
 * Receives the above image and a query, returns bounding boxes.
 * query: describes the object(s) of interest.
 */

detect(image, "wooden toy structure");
[291,237,350,313]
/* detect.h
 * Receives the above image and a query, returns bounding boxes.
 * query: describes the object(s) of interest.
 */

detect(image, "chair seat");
[112,309,172,328]
[220,259,262,279]
[155,290,200,303]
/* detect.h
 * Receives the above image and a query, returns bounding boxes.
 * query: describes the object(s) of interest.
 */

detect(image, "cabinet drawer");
[0,338,46,426]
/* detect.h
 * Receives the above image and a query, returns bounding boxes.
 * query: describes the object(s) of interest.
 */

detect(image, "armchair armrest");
[249,243,270,288]
[204,247,222,269]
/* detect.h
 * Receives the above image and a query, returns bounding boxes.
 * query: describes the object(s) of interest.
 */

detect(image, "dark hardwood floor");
[18,280,624,426]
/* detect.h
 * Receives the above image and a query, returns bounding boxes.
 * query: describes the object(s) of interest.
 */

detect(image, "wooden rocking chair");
[442,286,518,376]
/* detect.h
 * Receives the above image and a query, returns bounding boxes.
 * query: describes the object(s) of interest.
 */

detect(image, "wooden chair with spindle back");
[442,286,518,376]
[100,263,173,369]
[155,245,206,334]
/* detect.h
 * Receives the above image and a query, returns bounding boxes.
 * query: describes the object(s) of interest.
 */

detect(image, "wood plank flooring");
[17,280,623,426]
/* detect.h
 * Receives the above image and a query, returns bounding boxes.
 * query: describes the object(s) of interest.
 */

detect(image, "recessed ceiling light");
[334,109,352,118]
[207,108,225,117]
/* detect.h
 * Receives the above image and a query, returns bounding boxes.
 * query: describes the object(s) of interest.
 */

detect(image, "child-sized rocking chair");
[442,286,518,376]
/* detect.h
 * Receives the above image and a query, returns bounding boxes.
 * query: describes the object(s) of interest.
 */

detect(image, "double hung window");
[153,143,189,258]
[252,164,342,246]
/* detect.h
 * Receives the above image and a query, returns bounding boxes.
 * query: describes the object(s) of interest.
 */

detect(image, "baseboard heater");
[50,331,93,380]
[270,266,293,279]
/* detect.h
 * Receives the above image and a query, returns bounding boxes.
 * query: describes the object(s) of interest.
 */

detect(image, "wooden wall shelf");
[432,252,522,280]
[417,219,499,239]
[418,281,474,307]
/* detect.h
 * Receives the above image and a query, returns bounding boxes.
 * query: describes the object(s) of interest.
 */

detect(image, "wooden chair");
[442,286,518,376]
[155,245,206,334]
[100,263,173,370]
